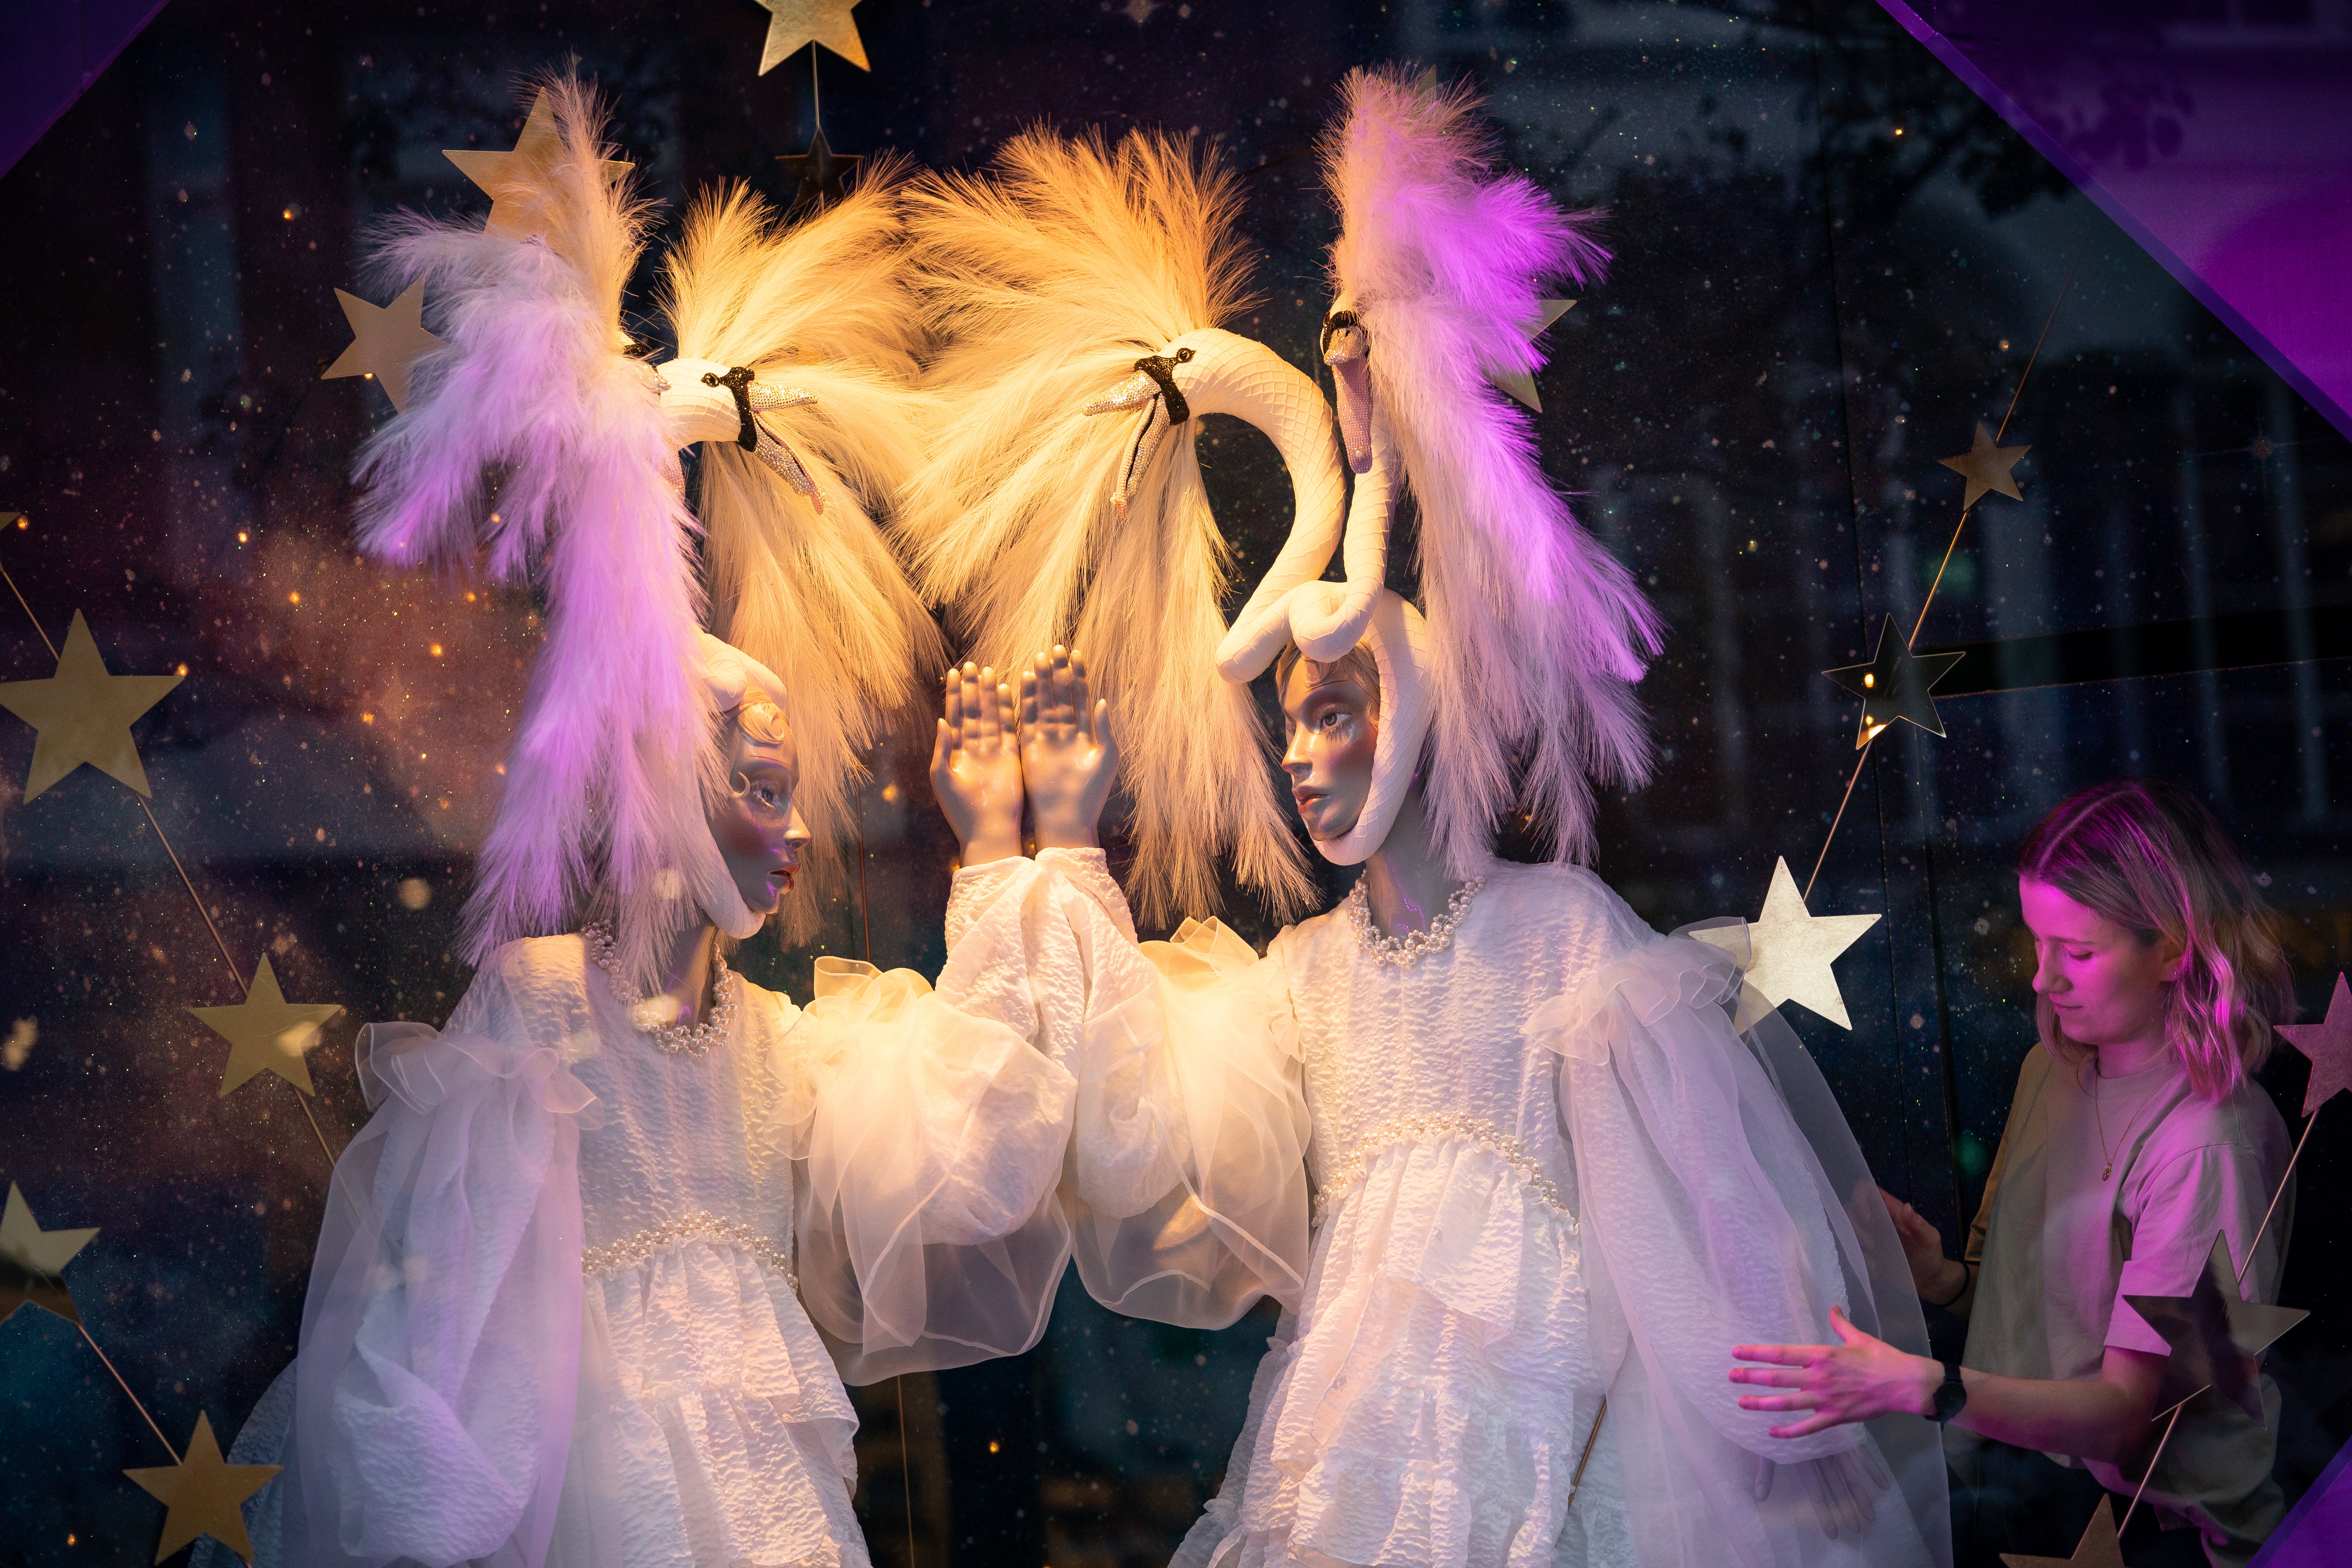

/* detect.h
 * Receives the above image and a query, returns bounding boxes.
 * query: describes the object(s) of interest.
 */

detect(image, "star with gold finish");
[1998,1495,2125,1568]
[322,280,445,413]
[190,956,343,1098]
[1823,613,1966,749]
[2276,972,2352,1116]
[444,90,632,238]
[1691,857,1882,1030]
[778,125,862,210]
[756,0,869,75]
[0,610,182,801]
[1491,299,1577,413]
[2123,1230,2307,1420]
[0,1181,98,1326]
[1937,422,2031,510]
[124,1412,281,1566]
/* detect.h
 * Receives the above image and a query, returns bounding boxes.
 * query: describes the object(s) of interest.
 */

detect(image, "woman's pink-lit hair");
[2018,778,2292,1099]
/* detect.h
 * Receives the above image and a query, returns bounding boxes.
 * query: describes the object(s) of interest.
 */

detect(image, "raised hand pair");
[929,646,1119,866]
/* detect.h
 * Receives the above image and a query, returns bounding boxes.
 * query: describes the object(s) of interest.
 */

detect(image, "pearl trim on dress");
[1343,878,1485,968]
[580,1209,798,1290]
[1311,1114,1577,1227]
[581,923,739,1059]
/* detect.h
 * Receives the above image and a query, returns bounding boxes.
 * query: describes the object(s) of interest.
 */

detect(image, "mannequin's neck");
[651,921,721,1024]
[1357,787,1469,938]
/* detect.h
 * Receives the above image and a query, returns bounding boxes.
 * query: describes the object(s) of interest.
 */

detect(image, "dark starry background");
[1,2,2347,1564]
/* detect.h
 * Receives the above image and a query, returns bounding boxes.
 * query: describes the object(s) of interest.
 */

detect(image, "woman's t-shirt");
[1959,1042,2293,1555]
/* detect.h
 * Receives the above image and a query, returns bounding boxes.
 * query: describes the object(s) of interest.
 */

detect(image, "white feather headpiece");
[900,130,1347,926]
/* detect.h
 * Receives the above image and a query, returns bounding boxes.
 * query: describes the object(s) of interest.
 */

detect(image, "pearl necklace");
[1343,878,1485,969]
[580,923,737,1059]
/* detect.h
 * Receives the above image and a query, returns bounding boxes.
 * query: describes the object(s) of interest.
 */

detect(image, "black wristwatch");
[1931,1362,1969,1423]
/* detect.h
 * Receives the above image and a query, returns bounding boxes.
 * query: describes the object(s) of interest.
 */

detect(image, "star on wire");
[1938,422,2031,510]
[0,610,183,801]
[1823,613,1965,750]
[756,0,869,75]
[124,1412,282,1565]
[2276,972,2352,1117]
[1692,857,1881,1031]
[1998,1495,2125,1568]
[443,89,632,238]
[189,956,343,1098]
[2123,1230,2307,1421]
[0,1182,99,1327]
[1490,299,1576,413]
[777,125,862,211]
[322,280,444,413]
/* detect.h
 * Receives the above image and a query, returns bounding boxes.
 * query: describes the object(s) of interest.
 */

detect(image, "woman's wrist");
[1925,1258,1971,1309]
[1906,1353,1946,1419]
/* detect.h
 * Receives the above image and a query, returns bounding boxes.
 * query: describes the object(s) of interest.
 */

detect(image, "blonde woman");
[1730,779,2296,1566]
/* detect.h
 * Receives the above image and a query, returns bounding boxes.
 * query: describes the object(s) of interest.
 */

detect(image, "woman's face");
[1280,658,1379,842]
[709,709,811,916]
[2017,876,2184,1051]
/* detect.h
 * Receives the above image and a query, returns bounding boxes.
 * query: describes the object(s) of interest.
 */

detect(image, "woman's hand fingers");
[1731,1343,1817,1367]
[1736,1391,1820,1412]
[1766,1412,1845,1440]
[1729,1365,1813,1388]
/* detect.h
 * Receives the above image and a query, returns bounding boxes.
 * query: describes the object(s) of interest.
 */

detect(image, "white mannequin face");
[708,704,811,916]
[1280,658,1379,842]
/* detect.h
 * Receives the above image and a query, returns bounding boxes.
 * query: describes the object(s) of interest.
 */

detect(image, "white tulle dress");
[207,856,1099,1568]
[1034,853,1952,1568]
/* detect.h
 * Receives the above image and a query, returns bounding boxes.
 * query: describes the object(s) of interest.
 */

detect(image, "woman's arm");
[1882,1189,1977,1316]
[1730,1307,2167,1466]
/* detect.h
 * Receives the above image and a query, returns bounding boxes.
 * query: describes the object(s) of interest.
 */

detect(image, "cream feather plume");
[1325,67,1662,874]
[901,130,1321,926]
[349,78,715,987]
[661,176,945,947]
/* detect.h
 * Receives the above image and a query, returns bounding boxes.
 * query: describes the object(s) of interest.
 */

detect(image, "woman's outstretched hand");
[1018,646,1118,850]
[1729,1305,1941,1437]
[930,663,1025,866]
[1882,1188,1971,1309]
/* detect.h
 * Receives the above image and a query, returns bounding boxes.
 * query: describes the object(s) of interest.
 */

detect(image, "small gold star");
[777,124,863,210]
[0,610,183,801]
[189,956,342,1098]
[0,1182,98,1327]
[755,0,869,75]
[124,1412,281,1565]
[1937,422,2031,510]
[322,280,445,413]
[1491,298,1577,412]
[1694,857,1881,1031]
[443,90,632,238]
[2124,1230,2307,1421]
[2276,972,2352,1117]
[1998,1495,2126,1568]
[1822,613,1966,749]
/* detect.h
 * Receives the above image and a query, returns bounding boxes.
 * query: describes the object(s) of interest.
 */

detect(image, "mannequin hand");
[929,663,1024,866]
[1730,1305,1942,1436]
[1751,1446,1891,1541]
[1018,646,1118,849]
[1881,1189,1965,1305]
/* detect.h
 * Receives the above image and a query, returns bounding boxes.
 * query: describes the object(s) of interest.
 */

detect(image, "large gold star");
[189,956,342,1098]
[0,1182,98,1327]
[124,1412,281,1565]
[0,610,182,801]
[443,90,632,238]
[756,0,869,74]
[1937,422,2031,510]
[1999,1495,2125,1568]
[2124,1230,2307,1421]
[1491,298,1577,412]
[1694,857,1881,1031]
[2276,972,2352,1117]
[322,280,445,413]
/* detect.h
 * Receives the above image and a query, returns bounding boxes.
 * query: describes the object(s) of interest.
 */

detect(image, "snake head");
[1321,308,1372,475]
[1081,345,1198,519]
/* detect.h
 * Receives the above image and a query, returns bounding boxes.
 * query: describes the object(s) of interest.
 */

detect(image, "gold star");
[777,124,863,211]
[189,956,342,1098]
[2124,1230,2307,1421]
[1693,856,1881,1031]
[1822,613,1966,749]
[443,90,632,238]
[0,610,183,801]
[0,1182,98,1327]
[1998,1495,2125,1568]
[124,1412,281,1566]
[2277,972,2352,1117]
[1491,298,1577,412]
[322,280,445,413]
[1937,422,2031,510]
[755,0,869,75]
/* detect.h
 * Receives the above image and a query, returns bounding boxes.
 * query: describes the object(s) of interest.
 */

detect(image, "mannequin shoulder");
[1479,860,1648,944]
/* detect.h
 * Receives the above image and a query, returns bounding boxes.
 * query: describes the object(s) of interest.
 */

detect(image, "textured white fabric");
[1055,855,1938,1568]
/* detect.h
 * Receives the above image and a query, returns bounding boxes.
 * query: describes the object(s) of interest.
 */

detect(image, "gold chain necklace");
[2091,1062,2161,1182]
